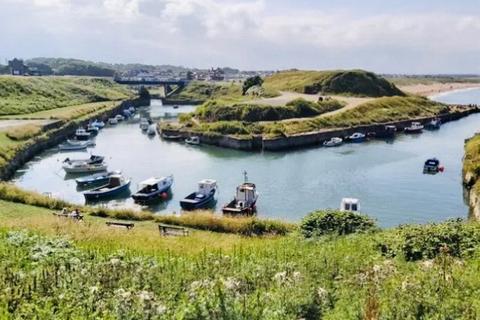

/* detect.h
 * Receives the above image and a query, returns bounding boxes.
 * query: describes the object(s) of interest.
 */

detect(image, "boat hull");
[64,165,107,174]
[180,190,215,210]
[84,180,131,200]
[222,199,257,215]
[132,185,172,203]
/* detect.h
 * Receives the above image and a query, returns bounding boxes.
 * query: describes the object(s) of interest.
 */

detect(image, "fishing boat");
[340,198,360,212]
[222,172,258,215]
[63,155,104,165]
[75,128,91,141]
[63,162,107,174]
[108,117,118,125]
[180,179,217,210]
[139,118,149,131]
[83,174,130,200]
[425,118,441,130]
[131,175,174,203]
[185,136,200,145]
[90,119,105,129]
[115,114,125,122]
[323,137,343,147]
[404,122,424,134]
[348,132,366,143]
[423,158,444,174]
[75,170,122,187]
[161,133,183,140]
[147,124,156,136]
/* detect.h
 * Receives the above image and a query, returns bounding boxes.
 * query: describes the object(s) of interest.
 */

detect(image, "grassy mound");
[167,81,243,103]
[264,69,405,97]
[0,76,131,116]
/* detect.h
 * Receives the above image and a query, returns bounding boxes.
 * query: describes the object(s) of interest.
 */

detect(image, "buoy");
[439,166,445,172]
[160,192,168,200]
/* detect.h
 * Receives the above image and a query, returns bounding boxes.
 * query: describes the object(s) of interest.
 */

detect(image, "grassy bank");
[464,134,480,194]
[264,70,404,97]
[0,76,131,116]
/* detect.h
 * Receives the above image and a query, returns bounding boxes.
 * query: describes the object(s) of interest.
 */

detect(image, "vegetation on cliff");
[464,134,480,194]
[264,70,405,97]
[0,76,131,116]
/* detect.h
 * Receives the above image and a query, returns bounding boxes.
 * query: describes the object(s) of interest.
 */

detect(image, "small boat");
[83,174,131,200]
[404,122,424,134]
[58,140,93,151]
[340,198,360,212]
[423,158,444,174]
[75,128,91,141]
[425,118,441,130]
[139,118,149,131]
[123,110,131,118]
[66,139,95,147]
[86,124,99,135]
[108,118,118,125]
[380,125,397,139]
[185,136,200,145]
[323,137,343,147]
[63,162,107,174]
[128,106,135,113]
[161,133,183,140]
[115,114,125,122]
[173,105,179,109]
[63,155,104,165]
[147,124,156,136]
[90,120,105,129]
[180,179,217,210]
[222,171,258,215]
[348,132,366,143]
[132,175,174,203]
[75,170,122,187]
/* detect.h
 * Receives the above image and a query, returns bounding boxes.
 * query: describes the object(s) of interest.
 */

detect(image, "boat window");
[345,203,350,210]
[352,203,358,211]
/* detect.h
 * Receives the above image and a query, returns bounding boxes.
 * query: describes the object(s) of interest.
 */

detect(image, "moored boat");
[404,122,424,134]
[58,140,94,151]
[185,136,200,145]
[63,155,104,165]
[348,132,366,143]
[66,139,95,147]
[115,114,125,122]
[108,118,118,125]
[63,162,107,174]
[132,175,174,203]
[161,133,183,140]
[75,170,122,187]
[423,158,444,174]
[83,174,131,200]
[222,172,258,215]
[323,137,343,147]
[425,118,441,130]
[180,179,217,210]
[379,125,397,139]
[128,106,135,113]
[139,118,149,131]
[91,119,105,129]
[75,127,91,141]
[147,124,156,136]
[86,124,99,135]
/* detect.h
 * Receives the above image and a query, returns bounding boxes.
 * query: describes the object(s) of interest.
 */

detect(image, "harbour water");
[12,90,480,227]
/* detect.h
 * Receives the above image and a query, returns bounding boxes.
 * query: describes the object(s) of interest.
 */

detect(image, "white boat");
[91,120,105,129]
[185,136,200,145]
[404,122,424,134]
[66,139,95,147]
[340,198,360,212]
[115,114,125,122]
[323,137,343,147]
[128,106,135,113]
[139,118,149,131]
[348,132,366,143]
[108,118,118,125]
[75,128,91,141]
[63,162,107,174]
[222,171,258,215]
[58,141,90,151]
[132,175,174,203]
[147,124,156,136]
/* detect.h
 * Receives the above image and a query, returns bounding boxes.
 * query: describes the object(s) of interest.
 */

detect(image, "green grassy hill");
[167,81,243,103]
[0,76,131,116]
[264,70,405,97]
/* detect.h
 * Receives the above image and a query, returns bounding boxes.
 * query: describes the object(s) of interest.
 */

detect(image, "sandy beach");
[399,82,480,97]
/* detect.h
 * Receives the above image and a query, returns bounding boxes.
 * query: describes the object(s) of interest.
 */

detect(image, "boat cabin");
[198,179,217,195]
[235,183,258,208]
[340,198,360,212]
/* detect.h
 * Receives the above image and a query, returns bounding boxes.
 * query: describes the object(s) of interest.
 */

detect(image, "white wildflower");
[317,287,328,300]
[223,277,241,292]
[156,304,167,315]
[273,271,287,284]
[138,290,153,302]
[89,286,99,294]
[110,258,121,266]
[420,259,434,269]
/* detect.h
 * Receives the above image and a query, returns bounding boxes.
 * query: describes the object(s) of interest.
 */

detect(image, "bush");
[156,211,295,236]
[378,219,480,261]
[300,209,377,238]
[5,124,42,141]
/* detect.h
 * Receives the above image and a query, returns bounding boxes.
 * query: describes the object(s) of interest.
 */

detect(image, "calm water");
[13,90,480,227]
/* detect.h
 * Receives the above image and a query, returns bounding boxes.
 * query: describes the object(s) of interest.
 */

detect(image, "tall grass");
[5,123,42,140]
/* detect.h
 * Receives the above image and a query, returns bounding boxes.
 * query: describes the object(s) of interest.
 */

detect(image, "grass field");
[0,76,131,116]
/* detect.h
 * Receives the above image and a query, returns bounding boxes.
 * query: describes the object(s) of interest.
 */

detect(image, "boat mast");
[243,170,248,183]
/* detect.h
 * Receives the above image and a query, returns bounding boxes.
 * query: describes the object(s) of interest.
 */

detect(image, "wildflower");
[155,304,167,315]
[89,286,99,295]
[110,258,121,266]
[273,271,287,284]
[116,288,131,299]
[138,290,153,302]
[223,277,241,292]
[420,259,434,269]
[317,287,328,300]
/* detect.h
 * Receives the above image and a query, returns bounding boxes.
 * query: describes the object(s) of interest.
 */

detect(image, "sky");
[1,0,479,73]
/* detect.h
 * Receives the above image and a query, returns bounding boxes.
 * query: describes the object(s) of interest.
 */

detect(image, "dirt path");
[0,119,56,132]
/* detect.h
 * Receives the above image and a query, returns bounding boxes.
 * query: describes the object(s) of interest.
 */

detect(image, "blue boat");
[75,170,121,188]
[132,175,174,203]
[348,132,366,143]
[180,179,217,210]
[83,174,130,201]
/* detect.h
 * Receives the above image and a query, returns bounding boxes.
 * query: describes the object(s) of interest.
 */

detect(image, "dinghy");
[63,155,104,166]
[348,132,366,143]
[185,136,200,145]
[75,170,122,187]
[132,175,174,203]
[83,174,130,200]
[404,122,424,133]
[180,179,217,210]
[323,137,343,147]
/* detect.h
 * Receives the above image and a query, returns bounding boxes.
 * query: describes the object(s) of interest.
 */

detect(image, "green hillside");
[0,76,132,116]
[264,70,405,97]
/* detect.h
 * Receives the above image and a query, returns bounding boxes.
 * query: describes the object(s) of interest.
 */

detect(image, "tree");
[242,76,264,95]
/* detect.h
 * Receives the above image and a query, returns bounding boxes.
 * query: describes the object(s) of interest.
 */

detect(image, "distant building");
[208,68,225,81]
[8,58,28,75]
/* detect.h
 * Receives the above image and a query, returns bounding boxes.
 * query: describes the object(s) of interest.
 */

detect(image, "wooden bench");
[52,212,84,221]
[158,223,189,236]
[106,221,135,230]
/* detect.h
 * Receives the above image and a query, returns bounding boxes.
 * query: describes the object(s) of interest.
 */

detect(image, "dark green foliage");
[300,209,377,238]
[242,76,264,95]
[0,65,10,75]
[139,86,150,100]
[25,62,53,75]
[378,219,480,261]
[26,58,115,76]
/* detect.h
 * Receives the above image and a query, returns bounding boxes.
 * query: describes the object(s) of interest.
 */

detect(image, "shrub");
[378,219,480,261]
[300,209,377,238]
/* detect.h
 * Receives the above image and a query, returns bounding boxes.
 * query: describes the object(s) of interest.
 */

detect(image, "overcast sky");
[1,0,479,73]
